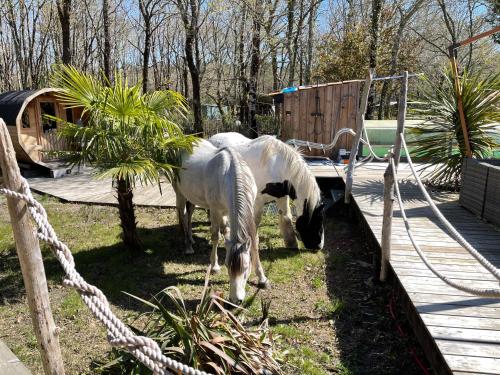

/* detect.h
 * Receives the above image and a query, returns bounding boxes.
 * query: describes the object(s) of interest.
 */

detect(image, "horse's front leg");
[209,210,222,274]
[276,196,298,249]
[175,191,194,254]
[251,200,270,289]
[252,237,270,289]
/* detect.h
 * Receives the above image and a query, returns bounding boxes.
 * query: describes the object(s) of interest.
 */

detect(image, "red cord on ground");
[386,293,430,375]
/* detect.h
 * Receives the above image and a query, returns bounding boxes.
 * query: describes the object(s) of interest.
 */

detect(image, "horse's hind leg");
[175,191,194,254]
[277,196,298,249]
[186,201,195,244]
[209,210,222,274]
[220,216,230,242]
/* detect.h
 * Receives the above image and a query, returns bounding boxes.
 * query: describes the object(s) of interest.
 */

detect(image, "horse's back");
[209,132,250,148]
[176,139,219,208]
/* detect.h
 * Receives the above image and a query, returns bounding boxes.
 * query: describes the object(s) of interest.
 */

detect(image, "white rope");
[0,179,211,375]
[286,127,388,163]
[390,159,500,297]
[399,134,500,282]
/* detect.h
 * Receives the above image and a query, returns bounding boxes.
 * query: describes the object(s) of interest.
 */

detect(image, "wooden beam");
[0,118,65,375]
[344,69,373,203]
[449,53,472,158]
[380,71,408,281]
[454,25,500,48]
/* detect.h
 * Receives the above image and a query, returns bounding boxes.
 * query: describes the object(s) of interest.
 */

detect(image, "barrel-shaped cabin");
[0,89,83,166]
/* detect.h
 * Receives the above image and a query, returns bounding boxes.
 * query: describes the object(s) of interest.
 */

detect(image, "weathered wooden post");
[380,71,408,282]
[345,69,373,203]
[0,119,65,374]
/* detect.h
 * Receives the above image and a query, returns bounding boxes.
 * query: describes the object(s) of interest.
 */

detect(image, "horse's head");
[225,241,252,305]
[296,199,325,250]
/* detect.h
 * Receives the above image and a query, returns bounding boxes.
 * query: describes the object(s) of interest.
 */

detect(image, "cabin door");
[37,100,65,162]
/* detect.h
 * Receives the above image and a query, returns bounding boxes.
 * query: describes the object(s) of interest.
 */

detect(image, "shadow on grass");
[0,220,222,311]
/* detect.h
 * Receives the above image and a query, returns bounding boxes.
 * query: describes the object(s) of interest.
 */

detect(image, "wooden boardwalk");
[312,162,500,375]
[27,168,176,207]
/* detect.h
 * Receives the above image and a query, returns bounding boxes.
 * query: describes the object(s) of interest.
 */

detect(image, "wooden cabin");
[0,89,83,166]
[270,80,363,157]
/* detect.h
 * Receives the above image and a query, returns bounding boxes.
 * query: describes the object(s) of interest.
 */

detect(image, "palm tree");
[409,68,500,187]
[51,65,197,254]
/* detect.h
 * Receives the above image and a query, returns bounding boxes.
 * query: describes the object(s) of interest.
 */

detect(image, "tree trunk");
[238,4,248,125]
[140,0,152,93]
[286,0,296,86]
[56,0,72,65]
[304,0,318,84]
[366,0,383,119]
[248,0,263,138]
[102,0,112,83]
[185,30,203,133]
[116,178,142,254]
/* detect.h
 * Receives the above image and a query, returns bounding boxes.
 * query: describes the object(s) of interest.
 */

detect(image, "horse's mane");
[255,135,321,212]
[217,147,256,275]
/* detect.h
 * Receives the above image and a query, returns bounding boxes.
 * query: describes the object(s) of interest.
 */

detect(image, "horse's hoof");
[185,247,194,255]
[211,266,221,274]
[257,280,271,290]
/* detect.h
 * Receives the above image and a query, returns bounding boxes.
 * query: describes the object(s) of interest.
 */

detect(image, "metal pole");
[345,69,373,203]
[0,119,65,374]
[380,71,408,281]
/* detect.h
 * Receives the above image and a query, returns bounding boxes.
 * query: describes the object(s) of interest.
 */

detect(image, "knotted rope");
[0,178,211,375]
[389,135,500,297]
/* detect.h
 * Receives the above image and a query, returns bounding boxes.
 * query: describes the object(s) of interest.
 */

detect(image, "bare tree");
[175,0,203,132]
[56,0,72,64]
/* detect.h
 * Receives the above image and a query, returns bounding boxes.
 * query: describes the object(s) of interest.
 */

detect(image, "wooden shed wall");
[279,80,363,157]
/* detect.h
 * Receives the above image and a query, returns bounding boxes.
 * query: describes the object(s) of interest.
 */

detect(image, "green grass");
[59,290,84,319]
[287,345,332,375]
[0,194,340,374]
[314,297,344,316]
[311,275,324,289]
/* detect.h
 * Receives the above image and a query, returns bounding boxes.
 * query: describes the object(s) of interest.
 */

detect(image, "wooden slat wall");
[483,164,500,226]
[279,80,363,157]
[460,158,500,227]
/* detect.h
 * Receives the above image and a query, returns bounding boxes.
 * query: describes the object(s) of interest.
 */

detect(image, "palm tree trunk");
[116,178,142,254]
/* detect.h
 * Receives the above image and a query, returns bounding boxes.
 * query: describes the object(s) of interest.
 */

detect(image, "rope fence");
[0,178,211,375]
[386,133,500,297]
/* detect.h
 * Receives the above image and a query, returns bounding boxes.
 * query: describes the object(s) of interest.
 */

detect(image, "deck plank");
[317,162,500,375]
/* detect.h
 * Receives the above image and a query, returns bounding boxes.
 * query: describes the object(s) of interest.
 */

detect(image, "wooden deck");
[311,162,500,375]
[27,168,176,207]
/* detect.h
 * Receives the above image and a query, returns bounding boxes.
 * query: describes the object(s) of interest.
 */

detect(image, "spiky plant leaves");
[409,68,500,187]
[94,269,282,375]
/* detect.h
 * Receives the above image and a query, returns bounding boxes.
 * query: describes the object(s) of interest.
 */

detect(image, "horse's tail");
[218,147,257,274]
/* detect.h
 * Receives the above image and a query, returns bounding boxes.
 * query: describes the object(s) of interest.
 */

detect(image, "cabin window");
[40,102,57,133]
[21,110,30,128]
[65,108,73,123]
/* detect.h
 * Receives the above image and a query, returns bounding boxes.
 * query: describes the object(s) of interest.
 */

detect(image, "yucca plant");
[94,269,282,375]
[409,68,500,188]
[50,65,197,254]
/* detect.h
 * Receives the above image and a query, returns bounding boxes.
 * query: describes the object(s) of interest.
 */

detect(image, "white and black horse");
[209,132,325,250]
[173,139,268,304]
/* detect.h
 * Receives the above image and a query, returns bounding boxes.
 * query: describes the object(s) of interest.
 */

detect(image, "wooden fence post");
[0,119,65,374]
[345,69,373,203]
[380,71,408,282]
